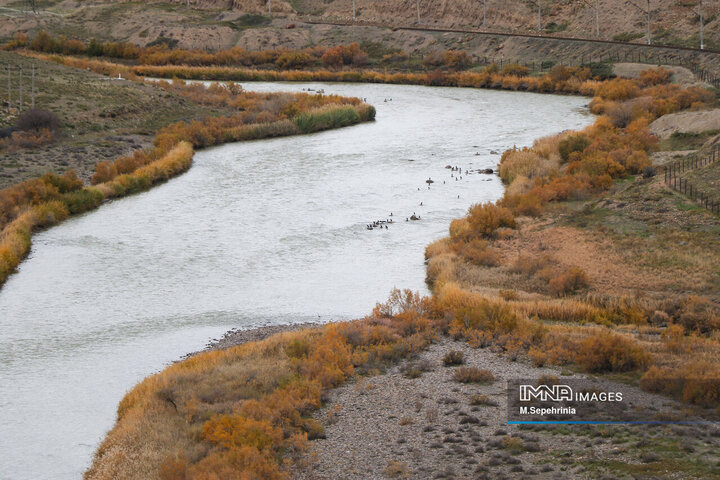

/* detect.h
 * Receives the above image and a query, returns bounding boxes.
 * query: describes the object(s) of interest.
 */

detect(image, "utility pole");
[646,0,650,45]
[679,0,704,49]
[19,65,23,113]
[699,0,704,50]
[537,0,542,31]
[352,0,356,20]
[31,63,35,109]
[7,64,11,114]
[581,0,600,38]
[483,0,487,27]
[626,1,650,45]
[594,0,599,37]
[268,0,271,15]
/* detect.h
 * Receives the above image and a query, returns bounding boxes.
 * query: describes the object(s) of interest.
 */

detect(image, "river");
[0,82,592,479]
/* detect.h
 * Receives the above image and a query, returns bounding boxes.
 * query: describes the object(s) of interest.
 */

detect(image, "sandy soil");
[613,63,700,86]
[495,223,672,298]
[649,109,720,139]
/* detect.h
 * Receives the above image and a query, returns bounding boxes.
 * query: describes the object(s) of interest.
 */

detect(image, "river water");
[0,82,591,479]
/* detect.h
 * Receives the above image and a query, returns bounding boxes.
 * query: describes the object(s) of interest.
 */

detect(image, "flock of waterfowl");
[364,164,495,231]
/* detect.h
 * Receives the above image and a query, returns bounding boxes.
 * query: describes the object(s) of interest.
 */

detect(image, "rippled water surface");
[0,82,591,479]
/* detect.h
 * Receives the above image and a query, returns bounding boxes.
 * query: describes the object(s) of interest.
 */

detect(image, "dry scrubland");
[2,1,720,77]
[82,64,720,479]
[0,50,235,187]
[146,0,720,49]
[2,0,720,51]
[0,52,375,286]
[8,32,611,94]
[298,338,720,479]
[3,29,720,480]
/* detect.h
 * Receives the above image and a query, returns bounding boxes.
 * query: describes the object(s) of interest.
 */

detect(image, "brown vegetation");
[86,291,435,480]
[452,366,495,383]
[424,67,720,409]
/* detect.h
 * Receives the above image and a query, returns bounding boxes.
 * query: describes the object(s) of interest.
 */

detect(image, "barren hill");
[111,0,719,49]
[1,0,718,75]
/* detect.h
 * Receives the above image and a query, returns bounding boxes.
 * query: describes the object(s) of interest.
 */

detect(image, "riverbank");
[0,56,376,288]
[181,321,720,479]
[1,81,588,480]
[82,64,720,479]
[294,335,720,479]
[0,50,235,188]
[205,322,326,352]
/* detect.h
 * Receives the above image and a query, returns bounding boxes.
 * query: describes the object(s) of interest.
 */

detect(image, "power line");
[626,0,651,45]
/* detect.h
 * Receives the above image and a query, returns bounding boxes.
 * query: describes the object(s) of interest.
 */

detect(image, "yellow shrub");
[576,332,651,373]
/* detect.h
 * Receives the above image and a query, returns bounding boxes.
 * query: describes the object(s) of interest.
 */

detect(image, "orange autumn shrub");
[498,148,553,184]
[321,43,365,67]
[443,50,472,70]
[459,239,501,267]
[0,171,82,229]
[638,66,672,86]
[0,128,54,150]
[202,416,284,452]
[575,332,651,373]
[595,78,639,101]
[465,203,516,238]
[640,354,720,407]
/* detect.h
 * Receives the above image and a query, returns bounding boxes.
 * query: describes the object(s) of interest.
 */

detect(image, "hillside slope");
[120,0,720,48]
[0,0,718,51]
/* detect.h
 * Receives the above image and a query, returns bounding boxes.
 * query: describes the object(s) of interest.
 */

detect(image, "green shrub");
[62,188,104,214]
[293,106,361,133]
[558,134,591,162]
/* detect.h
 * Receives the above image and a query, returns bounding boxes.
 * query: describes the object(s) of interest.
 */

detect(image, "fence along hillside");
[664,144,720,215]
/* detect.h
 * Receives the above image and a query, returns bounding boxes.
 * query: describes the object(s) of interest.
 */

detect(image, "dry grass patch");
[452,367,495,384]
